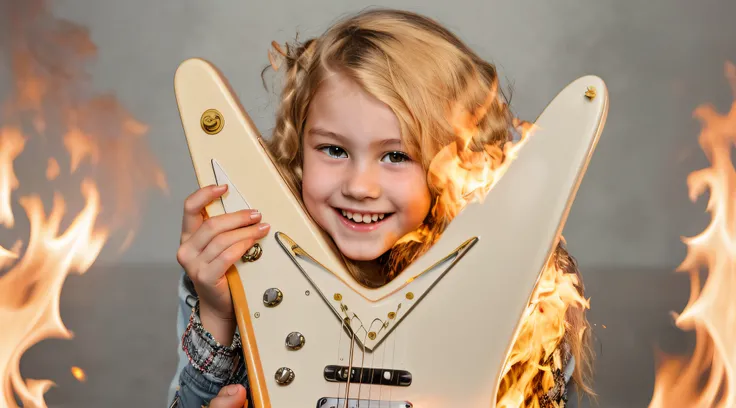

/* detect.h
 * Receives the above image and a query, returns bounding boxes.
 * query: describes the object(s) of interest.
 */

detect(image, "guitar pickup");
[316,397,412,408]
[324,365,412,387]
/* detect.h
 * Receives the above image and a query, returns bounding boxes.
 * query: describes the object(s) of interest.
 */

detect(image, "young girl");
[170,8,594,408]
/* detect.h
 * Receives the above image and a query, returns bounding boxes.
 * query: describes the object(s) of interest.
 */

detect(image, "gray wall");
[22,0,734,270]
[2,0,735,407]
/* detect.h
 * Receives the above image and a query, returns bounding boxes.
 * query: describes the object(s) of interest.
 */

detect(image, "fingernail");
[250,211,261,220]
[215,184,227,191]
[258,223,270,231]
[226,385,239,396]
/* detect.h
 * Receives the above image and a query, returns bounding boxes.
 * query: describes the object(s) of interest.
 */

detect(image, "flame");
[648,61,736,408]
[0,245,19,266]
[393,81,588,406]
[396,86,535,246]
[70,367,86,383]
[0,181,106,407]
[496,250,589,408]
[0,1,167,406]
[45,158,59,181]
[0,127,25,228]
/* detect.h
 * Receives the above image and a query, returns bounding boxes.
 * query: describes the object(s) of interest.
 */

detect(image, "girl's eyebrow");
[308,127,402,147]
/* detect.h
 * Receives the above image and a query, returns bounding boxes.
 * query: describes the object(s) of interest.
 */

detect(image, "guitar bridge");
[316,398,413,408]
[324,365,412,387]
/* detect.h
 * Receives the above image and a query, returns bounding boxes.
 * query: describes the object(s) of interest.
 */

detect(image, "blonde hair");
[262,7,594,402]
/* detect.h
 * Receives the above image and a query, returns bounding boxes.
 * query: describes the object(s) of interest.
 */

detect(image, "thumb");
[208,384,247,408]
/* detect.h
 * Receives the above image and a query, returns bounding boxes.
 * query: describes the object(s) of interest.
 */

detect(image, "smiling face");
[301,72,432,262]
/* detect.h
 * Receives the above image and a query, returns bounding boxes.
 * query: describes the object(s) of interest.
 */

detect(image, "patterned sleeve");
[169,279,251,408]
[181,300,246,383]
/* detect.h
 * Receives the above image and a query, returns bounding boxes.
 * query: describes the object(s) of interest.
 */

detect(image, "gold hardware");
[584,86,597,100]
[388,312,396,319]
[200,108,224,134]
[241,243,262,262]
[368,332,376,340]
[274,232,481,351]
[277,231,478,288]
[341,304,348,312]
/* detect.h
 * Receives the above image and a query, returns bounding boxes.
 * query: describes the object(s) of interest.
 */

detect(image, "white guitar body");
[174,58,608,408]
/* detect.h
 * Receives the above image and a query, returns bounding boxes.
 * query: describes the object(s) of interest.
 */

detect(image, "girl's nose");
[342,164,381,200]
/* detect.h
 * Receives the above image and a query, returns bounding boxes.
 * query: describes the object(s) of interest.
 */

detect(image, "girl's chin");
[334,243,389,262]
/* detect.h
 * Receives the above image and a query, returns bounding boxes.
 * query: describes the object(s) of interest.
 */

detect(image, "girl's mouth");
[333,207,394,231]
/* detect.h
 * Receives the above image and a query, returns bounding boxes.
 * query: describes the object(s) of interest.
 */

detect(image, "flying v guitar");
[174,58,608,408]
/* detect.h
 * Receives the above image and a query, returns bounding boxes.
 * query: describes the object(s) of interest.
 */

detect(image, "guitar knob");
[285,332,305,350]
[275,367,295,385]
[263,288,283,307]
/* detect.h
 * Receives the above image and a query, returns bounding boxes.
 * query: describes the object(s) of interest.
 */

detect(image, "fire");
[0,1,166,407]
[648,61,736,408]
[396,86,535,246]
[0,127,24,228]
[45,159,59,181]
[394,80,588,406]
[496,251,589,408]
[70,367,86,383]
[0,181,107,407]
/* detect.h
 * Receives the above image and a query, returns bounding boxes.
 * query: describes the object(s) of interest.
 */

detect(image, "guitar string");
[366,318,381,404]
[336,314,348,407]
[337,300,405,407]
[356,319,370,404]
[361,318,383,404]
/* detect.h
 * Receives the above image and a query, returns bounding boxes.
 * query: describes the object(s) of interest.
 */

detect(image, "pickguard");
[274,232,478,351]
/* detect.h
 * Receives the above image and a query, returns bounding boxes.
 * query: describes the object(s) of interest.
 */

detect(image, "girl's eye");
[319,145,348,159]
[382,151,410,164]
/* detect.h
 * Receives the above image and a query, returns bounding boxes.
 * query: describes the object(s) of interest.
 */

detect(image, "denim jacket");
[167,271,575,407]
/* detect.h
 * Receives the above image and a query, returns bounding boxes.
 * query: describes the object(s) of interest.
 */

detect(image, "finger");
[181,184,228,239]
[209,384,247,408]
[186,209,261,252]
[206,224,271,279]
[199,221,269,264]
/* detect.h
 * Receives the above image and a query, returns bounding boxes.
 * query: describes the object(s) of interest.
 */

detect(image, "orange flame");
[648,61,736,408]
[496,251,589,408]
[394,82,588,406]
[70,367,86,383]
[0,181,107,407]
[396,87,535,246]
[45,158,59,181]
[0,127,25,228]
[0,1,167,406]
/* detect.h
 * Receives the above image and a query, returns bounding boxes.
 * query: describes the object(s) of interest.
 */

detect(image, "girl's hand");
[176,184,270,341]
[208,384,248,408]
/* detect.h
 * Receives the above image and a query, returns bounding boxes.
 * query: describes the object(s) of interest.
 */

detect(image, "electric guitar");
[174,58,608,408]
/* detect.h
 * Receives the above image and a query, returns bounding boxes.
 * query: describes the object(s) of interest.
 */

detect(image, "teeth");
[340,210,387,224]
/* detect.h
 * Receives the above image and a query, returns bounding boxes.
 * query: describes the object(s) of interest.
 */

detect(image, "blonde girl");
[170,8,594,408]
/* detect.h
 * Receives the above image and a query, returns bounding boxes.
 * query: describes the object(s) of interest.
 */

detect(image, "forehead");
[306,73,401,143]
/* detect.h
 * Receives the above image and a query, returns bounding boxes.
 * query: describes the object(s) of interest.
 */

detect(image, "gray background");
[2,0,735,406]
